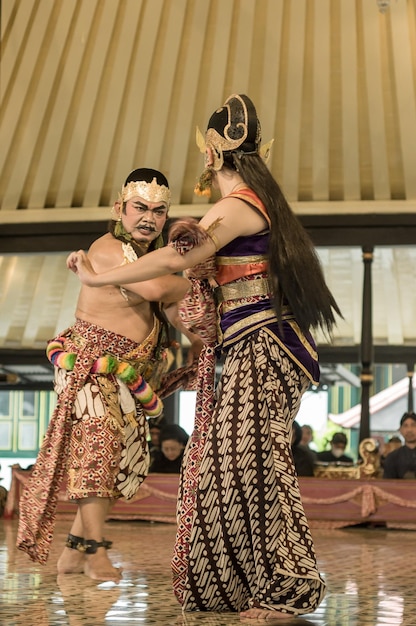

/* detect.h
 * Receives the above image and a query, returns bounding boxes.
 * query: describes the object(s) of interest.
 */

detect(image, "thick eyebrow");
[131,200,167,211]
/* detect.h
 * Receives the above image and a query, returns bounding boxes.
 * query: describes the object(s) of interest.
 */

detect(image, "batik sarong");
[172,328,326,614]
[17,319,162,564]
[60,369,149,500]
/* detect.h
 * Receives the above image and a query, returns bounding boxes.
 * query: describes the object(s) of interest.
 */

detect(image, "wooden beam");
[2,210,416,253]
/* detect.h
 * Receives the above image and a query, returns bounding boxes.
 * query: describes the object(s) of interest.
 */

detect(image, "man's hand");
[163,302,204,364]
[186,336,204,365]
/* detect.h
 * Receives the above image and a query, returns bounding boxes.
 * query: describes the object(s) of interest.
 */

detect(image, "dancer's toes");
[240,608,295,621]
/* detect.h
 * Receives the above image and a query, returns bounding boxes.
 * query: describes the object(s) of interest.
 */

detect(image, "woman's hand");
[66,250,99,286]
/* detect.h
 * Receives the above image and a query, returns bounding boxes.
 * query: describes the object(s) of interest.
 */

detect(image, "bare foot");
[83,547,122,582]
[240,608,295,621]
[57,546,85,574]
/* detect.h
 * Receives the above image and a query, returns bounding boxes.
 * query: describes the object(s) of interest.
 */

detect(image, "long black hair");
[224,151,342,335]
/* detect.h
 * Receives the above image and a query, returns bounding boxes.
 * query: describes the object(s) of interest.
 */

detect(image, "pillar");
[359,246,374,443]
[407,365,414,413]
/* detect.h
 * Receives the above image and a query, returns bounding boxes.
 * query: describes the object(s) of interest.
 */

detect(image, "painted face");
[121,195,168,245]
[161,439,185,462]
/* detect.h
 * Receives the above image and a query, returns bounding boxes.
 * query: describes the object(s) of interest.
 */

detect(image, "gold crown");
[120,178,171,206]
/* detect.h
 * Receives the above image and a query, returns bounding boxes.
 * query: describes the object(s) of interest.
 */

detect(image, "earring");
[110,205,122,221]
[194,168,213,198]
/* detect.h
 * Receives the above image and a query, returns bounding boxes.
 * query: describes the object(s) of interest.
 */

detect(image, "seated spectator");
[300,424,316,450]
[147,417,166,464]
[380,436,402,466]
[149,424,189,474]
[383,412,416,479]
[316,432,354,465]
[291,421,315,476]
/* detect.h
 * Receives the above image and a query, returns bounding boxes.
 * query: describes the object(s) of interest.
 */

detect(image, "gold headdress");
[194,94,274,197]
[120,177,171,207]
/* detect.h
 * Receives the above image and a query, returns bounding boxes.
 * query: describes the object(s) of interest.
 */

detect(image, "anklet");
[65,533,113,552]
[83,539,107,554]
[65,533,84,551]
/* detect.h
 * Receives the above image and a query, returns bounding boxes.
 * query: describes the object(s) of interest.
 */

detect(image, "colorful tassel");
[46,339,163,418]
[46,338,76,370]
[91,356,117,374]
[116,362,138,385]
[128,375,163,418]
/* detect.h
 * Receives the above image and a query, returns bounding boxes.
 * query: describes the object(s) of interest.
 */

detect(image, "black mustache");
[138,224,157,233]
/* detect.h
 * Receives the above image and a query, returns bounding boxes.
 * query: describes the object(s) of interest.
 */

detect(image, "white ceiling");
[1,0,416,383]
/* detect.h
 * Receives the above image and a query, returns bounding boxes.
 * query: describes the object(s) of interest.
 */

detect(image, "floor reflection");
[1,518,416,625]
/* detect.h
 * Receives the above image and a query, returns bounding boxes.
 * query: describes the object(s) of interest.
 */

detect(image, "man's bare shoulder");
[88,233,124,272]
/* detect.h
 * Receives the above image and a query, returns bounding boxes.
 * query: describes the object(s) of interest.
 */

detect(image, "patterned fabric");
[171,342,216,594]
[169,188,325,615]
[17,319,164,564]
[64,372,149,501]
[168,221,218,593]
[48,337,164,417]
[173,329,326,614]
[169,219,217,346]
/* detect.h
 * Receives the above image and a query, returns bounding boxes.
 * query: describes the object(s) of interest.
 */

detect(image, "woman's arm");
[76,233,191,301]
[67,197,268,286]
[67,239,216,287]
[125,274,191,304]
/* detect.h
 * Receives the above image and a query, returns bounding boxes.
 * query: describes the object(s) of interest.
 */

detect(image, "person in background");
[147,417,166,464]
[291,421,315,476]
[149,424,189,473]
[300,424,317,451]
[380,435,402,466]
[300,424,318,462]
[383,412,416,479]
[67,93,341,619]
[316,432,354,464]
[17,168,199,583]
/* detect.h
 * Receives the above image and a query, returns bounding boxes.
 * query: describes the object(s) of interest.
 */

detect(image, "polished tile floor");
[1,517,415,625]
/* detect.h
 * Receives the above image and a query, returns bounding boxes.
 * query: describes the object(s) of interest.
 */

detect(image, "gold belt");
[216,254,268,266]
[214,277,272,304]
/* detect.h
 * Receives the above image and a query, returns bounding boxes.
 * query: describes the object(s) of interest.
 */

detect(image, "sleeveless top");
[214,188,320,385]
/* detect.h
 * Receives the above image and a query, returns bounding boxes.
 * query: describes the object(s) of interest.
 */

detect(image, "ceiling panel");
[1,0,415,212]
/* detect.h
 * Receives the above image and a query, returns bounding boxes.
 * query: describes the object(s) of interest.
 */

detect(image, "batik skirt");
[172,326,326,615]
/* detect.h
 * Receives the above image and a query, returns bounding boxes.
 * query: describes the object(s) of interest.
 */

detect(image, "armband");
[203,217,223,251]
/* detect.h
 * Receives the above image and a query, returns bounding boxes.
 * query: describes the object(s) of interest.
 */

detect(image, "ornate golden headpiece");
[196,94,274,169]
[194,94,274,196]
[120,178,171,207]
